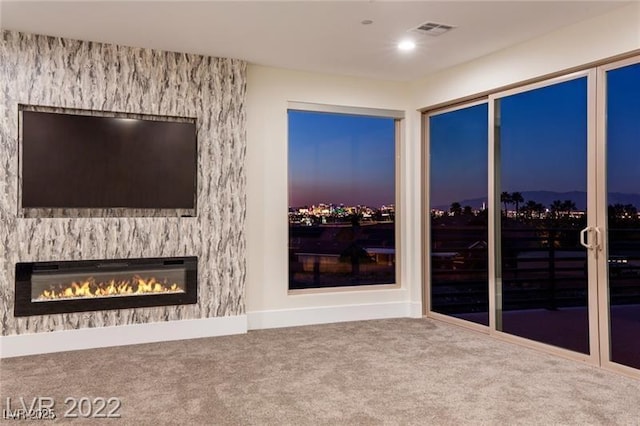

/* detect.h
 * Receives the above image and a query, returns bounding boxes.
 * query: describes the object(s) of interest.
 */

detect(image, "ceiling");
[0,1,630,82]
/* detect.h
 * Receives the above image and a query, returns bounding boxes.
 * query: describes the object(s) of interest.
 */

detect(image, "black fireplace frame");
[14,256,198,317]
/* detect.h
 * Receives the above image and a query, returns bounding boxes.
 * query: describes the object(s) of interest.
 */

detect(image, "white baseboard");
[409,302,423,318]
[0,315,247,358]
[247,302,413,330]
[1,302,424,357]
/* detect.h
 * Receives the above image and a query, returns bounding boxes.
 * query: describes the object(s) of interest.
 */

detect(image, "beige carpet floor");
[1,318,640,425]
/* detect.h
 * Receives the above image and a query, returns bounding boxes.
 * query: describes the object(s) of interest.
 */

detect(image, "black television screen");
[21,110,197,209]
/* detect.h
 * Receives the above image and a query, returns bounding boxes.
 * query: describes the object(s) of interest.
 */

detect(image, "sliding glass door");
[599,57,640,372]
[424,56,640,376]
[427,103,489,326]
[492,73,597,356]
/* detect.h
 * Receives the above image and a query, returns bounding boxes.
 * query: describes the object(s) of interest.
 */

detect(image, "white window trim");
[287,101,404,294]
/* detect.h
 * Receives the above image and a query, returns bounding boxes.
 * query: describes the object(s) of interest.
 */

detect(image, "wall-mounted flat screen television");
[20,110,197,210]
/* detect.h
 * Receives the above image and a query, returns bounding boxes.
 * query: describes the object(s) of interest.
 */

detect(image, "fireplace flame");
[37,275,183,300]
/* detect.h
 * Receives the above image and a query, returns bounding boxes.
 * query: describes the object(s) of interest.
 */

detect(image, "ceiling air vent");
[413,22,454,36]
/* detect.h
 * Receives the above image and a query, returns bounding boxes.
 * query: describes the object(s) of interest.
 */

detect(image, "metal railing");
[431,226,640,314]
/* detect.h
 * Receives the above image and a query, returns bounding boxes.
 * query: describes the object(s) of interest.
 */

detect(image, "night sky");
[607,62,640,194]
[429,103,488,208]
[500,77,587,195]
[288,110,395,208]
[430,61,639,208]
[288,62,639,210]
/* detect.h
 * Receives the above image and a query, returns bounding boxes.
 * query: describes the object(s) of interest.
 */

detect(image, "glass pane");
[429,103,489,326]
[498,77,589,354]
[32,268,186,301]
[606,62,640,369]
[288,111,396,289]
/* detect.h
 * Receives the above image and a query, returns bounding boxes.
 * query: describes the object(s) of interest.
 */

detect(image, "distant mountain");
[507,191,586,211]
[434,191,640,211]
[607,192,640,208]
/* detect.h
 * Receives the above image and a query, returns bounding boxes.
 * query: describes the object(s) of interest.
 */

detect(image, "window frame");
[423,99,490,332]
[286,101,404,294]
[422,51,640,379]
[489,69,598,363]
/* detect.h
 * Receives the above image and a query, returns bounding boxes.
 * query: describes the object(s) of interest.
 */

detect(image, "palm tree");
[550,200,564,219]
[511,192,524,217]
[449,202,462,217]
[501,192,512,216]
[561,199,576,216]
[523,200,538,219]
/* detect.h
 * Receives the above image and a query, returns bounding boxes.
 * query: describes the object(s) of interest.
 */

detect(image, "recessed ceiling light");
[398,40,416,51]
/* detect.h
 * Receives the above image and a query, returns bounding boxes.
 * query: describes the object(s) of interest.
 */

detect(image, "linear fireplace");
[14,256,197,316]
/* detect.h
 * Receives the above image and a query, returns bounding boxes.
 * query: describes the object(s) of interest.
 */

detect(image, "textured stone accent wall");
[0,31,246,335]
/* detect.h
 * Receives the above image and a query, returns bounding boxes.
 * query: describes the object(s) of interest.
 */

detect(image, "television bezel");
[17,104,198,218]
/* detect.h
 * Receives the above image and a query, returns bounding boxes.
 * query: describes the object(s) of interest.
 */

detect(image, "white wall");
[245,2,640,330]
[410,2,640,110]
[245,65,423,328]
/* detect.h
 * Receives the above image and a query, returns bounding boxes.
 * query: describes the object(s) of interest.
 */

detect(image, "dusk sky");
[429,103,488,208]
[607,62,640,195]
[288,110,395,207]
[500,77,587,195]
[431,64,639,208]
[289,62,638,211]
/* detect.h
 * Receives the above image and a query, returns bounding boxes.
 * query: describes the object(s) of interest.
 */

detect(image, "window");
[604,60,640,369]
[424,56,640,378]
[288,105,402,290]
[428,102,489,325]
[495,76,590,354]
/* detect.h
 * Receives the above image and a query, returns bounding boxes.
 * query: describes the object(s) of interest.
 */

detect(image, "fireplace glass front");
[15,257,197,316]
[31,268,186,302]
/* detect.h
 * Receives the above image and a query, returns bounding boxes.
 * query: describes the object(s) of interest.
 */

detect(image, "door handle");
[580,227,593,250]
